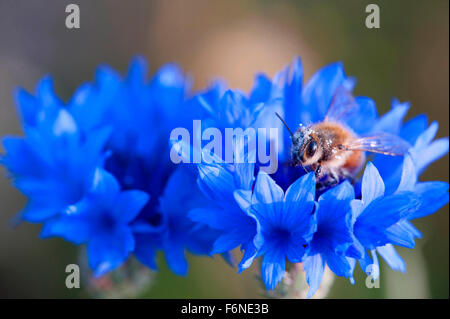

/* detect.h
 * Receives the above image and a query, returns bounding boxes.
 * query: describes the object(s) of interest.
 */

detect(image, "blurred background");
[0,0,448,298]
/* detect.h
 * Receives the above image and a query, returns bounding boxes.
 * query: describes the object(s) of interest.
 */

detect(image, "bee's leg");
[317,171,340,190]
[326,173,340,187]
[314,164,322,178]
[339,168,356,184]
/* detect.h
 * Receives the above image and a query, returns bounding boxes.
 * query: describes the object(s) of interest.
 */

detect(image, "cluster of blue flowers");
[1,56,448,297]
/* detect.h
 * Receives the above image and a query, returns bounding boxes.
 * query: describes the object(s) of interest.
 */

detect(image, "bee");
[276,86,411,188]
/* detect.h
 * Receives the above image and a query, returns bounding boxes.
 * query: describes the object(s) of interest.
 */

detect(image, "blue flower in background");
[303,181,357,298]
[239,171,317,290]
[41,169,149,276]
[1,56,219,277]
[2,97,110,223]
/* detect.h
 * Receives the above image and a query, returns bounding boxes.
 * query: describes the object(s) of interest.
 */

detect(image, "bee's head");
[291,127,321,166]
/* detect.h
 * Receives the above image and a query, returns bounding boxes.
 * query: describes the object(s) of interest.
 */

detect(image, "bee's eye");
[306,140,318,158]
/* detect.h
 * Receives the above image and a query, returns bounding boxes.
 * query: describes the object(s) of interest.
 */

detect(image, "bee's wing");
[324,86,360,123]
[343,133,411,156]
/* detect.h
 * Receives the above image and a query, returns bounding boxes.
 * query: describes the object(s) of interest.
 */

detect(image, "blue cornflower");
[236,171,317,290]
[182,57,449,295]
[40,168,149,276]
[303,181,357,298]
[2,91,110,223]
[2,56,220,277]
